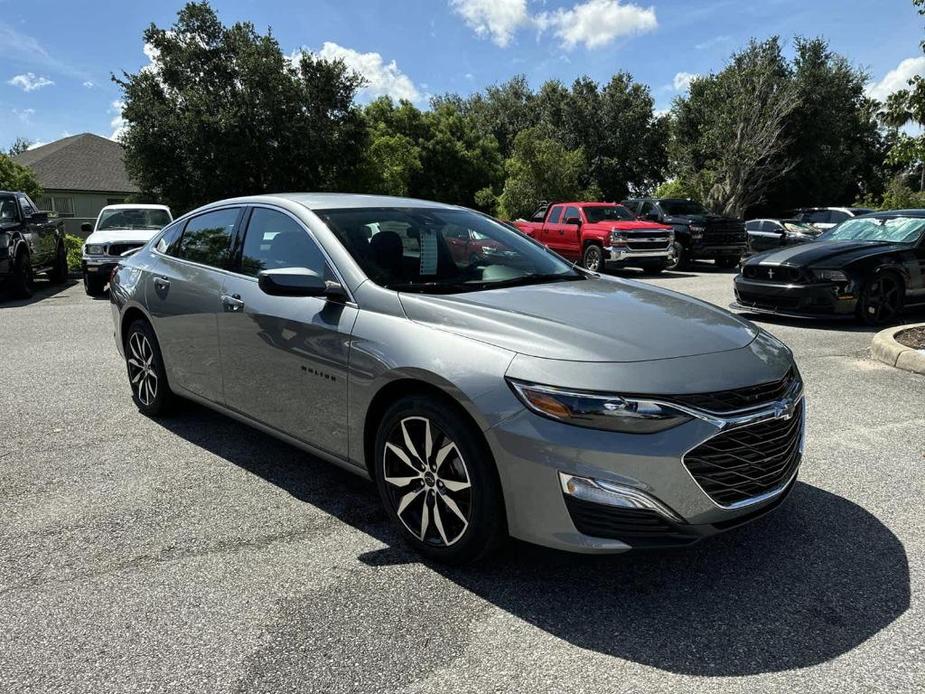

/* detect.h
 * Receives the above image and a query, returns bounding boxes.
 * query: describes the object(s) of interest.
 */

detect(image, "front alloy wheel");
[582,244,603,272]
[375,396,505,564]
[858,273,903,325]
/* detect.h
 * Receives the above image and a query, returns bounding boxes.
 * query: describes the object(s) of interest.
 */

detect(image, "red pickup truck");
[513,202,675,273]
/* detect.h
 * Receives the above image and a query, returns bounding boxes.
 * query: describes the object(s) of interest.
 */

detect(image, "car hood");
[585,221,671,232]
[399,276,758,362]
[85,228,160,245]
[663,214,739,226]
[746,240,903,267]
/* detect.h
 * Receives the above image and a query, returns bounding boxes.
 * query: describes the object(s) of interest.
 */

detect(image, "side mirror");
[258,267,347,301]
[564,216,582,226]
[81,222,93,233]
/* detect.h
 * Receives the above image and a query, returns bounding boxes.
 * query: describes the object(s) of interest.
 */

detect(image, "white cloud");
[109,100,127,141]
[449,0,530,47]
[7,72,54,91]
[302,42,421,102]
[535,0,657,50]
[13,107,35,123]
[27,140,46,150]
[83,80,94,88]
[673,71,698,92]
[866,56,925,102]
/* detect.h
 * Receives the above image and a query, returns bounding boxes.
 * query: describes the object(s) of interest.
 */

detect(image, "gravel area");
[896,326,925,350]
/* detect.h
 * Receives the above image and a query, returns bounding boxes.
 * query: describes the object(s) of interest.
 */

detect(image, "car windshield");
[660,200,708,216]
[583,205,634,223]
[98,208,171,231]
[820,216,925,244]
[319,207,581,294]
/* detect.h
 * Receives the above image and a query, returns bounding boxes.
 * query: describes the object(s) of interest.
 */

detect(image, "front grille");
[703,221,746,245]
[735,289,801,311]
[563,496,698,547]
[669,368,796,413]
[743,264,808,283]
[683,401,804,507]
[625,231,671,252]
[108,243,143,257]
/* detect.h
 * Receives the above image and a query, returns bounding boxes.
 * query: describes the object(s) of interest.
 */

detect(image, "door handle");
[153,276,170,289]
[221,293,245,312]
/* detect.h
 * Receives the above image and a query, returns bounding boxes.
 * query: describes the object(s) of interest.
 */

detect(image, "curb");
[871,323,925,375]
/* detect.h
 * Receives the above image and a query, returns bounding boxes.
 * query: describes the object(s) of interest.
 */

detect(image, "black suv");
[622,198,747,270]
[0,191,68,298]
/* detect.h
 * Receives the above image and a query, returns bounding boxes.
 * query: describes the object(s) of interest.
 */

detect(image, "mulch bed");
[896,326,925,350]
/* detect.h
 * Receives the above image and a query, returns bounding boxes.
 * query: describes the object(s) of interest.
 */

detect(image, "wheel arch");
[120,305,153,349]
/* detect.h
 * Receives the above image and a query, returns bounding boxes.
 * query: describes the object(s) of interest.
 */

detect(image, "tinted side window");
[156,221,185,255]
[829,210,850,223]
[548,206,564,224]
[807,210,831,224]
[745,221,759,231]
[641,201,655,217]
[176,208,239,268]
[564,206,581,223]
[240,208,326,277]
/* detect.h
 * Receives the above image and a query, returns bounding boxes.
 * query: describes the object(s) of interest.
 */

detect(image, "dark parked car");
[0,190,68,298]
[733,210,925,324]
[110,193,803,564]
[745,219,820,254]
[622,198,747,270]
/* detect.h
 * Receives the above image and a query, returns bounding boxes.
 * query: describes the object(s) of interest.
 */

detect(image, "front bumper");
[82,257,118,278]
[486,359,805,554]
[733,276,858,318]
[692,243,748,259]
[604,246,670,266]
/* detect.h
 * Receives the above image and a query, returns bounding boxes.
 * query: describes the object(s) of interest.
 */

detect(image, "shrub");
[64,234,83,271]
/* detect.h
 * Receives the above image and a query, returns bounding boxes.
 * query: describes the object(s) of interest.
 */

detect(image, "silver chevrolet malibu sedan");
[110,194,805,564]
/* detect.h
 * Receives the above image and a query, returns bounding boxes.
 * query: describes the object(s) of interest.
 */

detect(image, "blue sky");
[2,0,924,151]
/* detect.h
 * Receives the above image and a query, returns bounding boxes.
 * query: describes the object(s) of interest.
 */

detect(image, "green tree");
[497,127,590,219]
[671,38,800,217]
[116,1,366,213]
[0,153,42,200]
[8,137,33,157]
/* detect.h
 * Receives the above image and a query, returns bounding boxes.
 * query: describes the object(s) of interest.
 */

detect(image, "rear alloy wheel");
[49,243,68,284]
[9,251,33,299]
[665,241,686,271]
[582,243,604,272]
[375,397,505,564]
[125,320,173,416]
[857,273,903,326]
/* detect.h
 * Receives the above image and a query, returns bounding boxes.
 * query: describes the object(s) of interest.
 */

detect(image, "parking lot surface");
[1,268,923,693]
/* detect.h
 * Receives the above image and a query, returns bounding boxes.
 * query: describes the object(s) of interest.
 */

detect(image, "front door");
[146,207,242,403]
[217,206,357,459]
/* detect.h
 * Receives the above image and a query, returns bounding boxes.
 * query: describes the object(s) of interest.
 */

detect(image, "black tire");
[639,260,666,274]
[582,243,604,272]
[715,255,741,270]
[374,395,506,564]
[125,319,174,416]
[84,272,107,297]
[665,241,686,271]
[49,242,68,284]
[9,250,33,299]
[856,272,904,326]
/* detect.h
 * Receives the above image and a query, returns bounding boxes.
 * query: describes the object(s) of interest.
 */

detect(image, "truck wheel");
[582,243,604,272]
[84,272,107,297]
[9,251,33,299]
[49,243,68,284]
[665,241,686,271]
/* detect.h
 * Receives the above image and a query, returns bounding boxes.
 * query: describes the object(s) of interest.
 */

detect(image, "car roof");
[100,203,170,211]
[198,193,458,212]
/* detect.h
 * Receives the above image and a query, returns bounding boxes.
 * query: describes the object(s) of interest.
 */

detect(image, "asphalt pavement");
[1,266,923,693]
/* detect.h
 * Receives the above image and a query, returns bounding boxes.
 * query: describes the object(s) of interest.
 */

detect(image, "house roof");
[13,133,140,194]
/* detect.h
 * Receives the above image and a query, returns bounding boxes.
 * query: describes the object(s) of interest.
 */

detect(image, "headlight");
[86,244,105,255]
[508,379,693,434]
[689,224,705,239]
[610,229,626,245]
[814,269,848,282]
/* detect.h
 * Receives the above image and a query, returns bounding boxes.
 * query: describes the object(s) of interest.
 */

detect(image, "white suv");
[82,204,172,296]
[792,207,874,232]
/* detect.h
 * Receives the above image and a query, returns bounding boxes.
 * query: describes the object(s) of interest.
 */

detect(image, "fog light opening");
[559,472,683,522]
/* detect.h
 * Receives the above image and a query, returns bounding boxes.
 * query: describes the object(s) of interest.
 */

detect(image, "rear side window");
[745,221,760,231]
[175,208,240,268]
[548,206,564,224]
[239,208,327,277]
[155,221,185,255]
[829,210,850,223]
[806,210,831,224]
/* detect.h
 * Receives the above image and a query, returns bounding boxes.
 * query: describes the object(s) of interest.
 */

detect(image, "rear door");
[146,206,242,402]
[540,204,564,247]
[16,194,54,267]
[217,205,357,458]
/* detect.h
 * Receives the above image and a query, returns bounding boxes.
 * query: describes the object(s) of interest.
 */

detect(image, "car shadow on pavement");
[157,401,910,678]
[0,279,77,307]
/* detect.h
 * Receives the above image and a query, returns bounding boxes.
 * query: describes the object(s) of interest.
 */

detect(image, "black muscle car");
[732,210,925,325]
